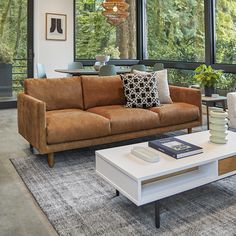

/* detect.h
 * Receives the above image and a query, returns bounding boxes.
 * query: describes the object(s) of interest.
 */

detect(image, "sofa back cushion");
[24,77,84,111]
[82,75,126,109]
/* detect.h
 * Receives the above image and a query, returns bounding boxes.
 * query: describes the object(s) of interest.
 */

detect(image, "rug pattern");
[11,141,236,236]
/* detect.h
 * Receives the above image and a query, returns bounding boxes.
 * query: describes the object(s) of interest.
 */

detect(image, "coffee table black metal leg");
[155,201,160,228]
[116,190,120,196]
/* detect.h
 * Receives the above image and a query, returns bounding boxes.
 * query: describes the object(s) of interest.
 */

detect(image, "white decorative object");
[211,94,219,98]
[131,146,160,163]
[93,55,110,71]
[209,109,228,144]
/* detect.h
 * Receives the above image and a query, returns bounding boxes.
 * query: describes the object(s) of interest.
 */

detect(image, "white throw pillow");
[132,69,148,75]
[133,69,173,104]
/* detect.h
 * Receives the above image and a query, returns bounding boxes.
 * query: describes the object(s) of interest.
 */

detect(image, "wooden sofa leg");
[48,153,54,168]
[29,144,33,153]
[188,128,192,134]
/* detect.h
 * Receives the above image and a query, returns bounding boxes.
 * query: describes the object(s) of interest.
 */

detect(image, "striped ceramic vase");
[209,109,228,144]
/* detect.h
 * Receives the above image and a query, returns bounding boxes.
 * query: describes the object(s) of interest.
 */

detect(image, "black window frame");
[74,0,236,73]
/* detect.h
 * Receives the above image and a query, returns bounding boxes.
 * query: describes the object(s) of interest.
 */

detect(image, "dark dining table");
[55,68,131,76]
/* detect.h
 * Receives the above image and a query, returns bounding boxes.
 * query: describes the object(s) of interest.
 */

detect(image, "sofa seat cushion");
[149,103,200,127]
[87,105,160,135]
[46,109,111,144]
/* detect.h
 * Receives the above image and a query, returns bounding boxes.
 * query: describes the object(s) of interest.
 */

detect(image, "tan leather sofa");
[18,75,202,167]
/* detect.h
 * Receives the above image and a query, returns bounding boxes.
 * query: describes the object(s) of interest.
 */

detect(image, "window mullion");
[204,0,215,66]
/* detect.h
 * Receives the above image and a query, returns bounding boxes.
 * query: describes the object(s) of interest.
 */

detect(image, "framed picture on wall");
[46,13,67,41]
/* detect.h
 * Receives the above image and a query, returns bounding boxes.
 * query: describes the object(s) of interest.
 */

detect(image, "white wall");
[34,0,73,77]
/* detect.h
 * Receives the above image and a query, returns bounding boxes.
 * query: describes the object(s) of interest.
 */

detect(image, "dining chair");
[99,65,117,76]
[131,64,146,72]
[37,64,47,78]
[153,63,164,71]
[68,61,83,70]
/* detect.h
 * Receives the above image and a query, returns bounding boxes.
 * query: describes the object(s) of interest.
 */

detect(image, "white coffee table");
[96,131,236,228]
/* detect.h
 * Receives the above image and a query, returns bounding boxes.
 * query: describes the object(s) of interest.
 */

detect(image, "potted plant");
[0,42,13,97]
[194,64,224,97]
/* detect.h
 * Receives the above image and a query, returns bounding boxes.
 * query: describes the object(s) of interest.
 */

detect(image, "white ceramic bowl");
[95,55,110,62]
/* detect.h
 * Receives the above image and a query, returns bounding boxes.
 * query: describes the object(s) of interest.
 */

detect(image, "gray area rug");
[11,136,236,236]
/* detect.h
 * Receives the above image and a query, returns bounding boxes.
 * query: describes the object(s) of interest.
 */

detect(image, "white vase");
[209,110,228,144]
[95,55,110,63]
[94,55,110,71]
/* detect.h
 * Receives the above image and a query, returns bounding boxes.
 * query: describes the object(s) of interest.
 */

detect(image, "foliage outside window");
[168,69,196,87]
[145,0,205,62]
[0,0,28,94]
[75,0,137,60]
[0,42,13,64]
[168,69,236,96]
[215,0,236,64]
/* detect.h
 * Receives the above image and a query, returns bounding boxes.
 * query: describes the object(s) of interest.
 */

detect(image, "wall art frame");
[46,13,67,41]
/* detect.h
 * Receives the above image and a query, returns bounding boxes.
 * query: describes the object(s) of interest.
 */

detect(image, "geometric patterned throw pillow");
[133,69,173,104]
[121,72,160,108]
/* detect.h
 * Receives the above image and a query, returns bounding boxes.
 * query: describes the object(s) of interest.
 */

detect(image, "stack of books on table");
[148,137,203,159]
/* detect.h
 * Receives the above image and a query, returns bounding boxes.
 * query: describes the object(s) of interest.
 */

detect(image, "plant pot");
[0,63,12,97]
[204,86,215,97]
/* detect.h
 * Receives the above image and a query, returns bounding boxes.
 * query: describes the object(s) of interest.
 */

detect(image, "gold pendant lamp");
[102,0,130,26]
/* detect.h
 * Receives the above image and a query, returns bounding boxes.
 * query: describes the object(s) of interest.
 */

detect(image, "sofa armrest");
[17,93,47,152]
[227,92,236,117]
[169,85,202,123]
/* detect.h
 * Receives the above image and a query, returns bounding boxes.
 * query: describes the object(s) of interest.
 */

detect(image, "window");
[144,0,205,62]
[73,0,236,76]
[0,0,30,97]
[75,0,137,60]
[168,69,195,87]
[215,0,236,64]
